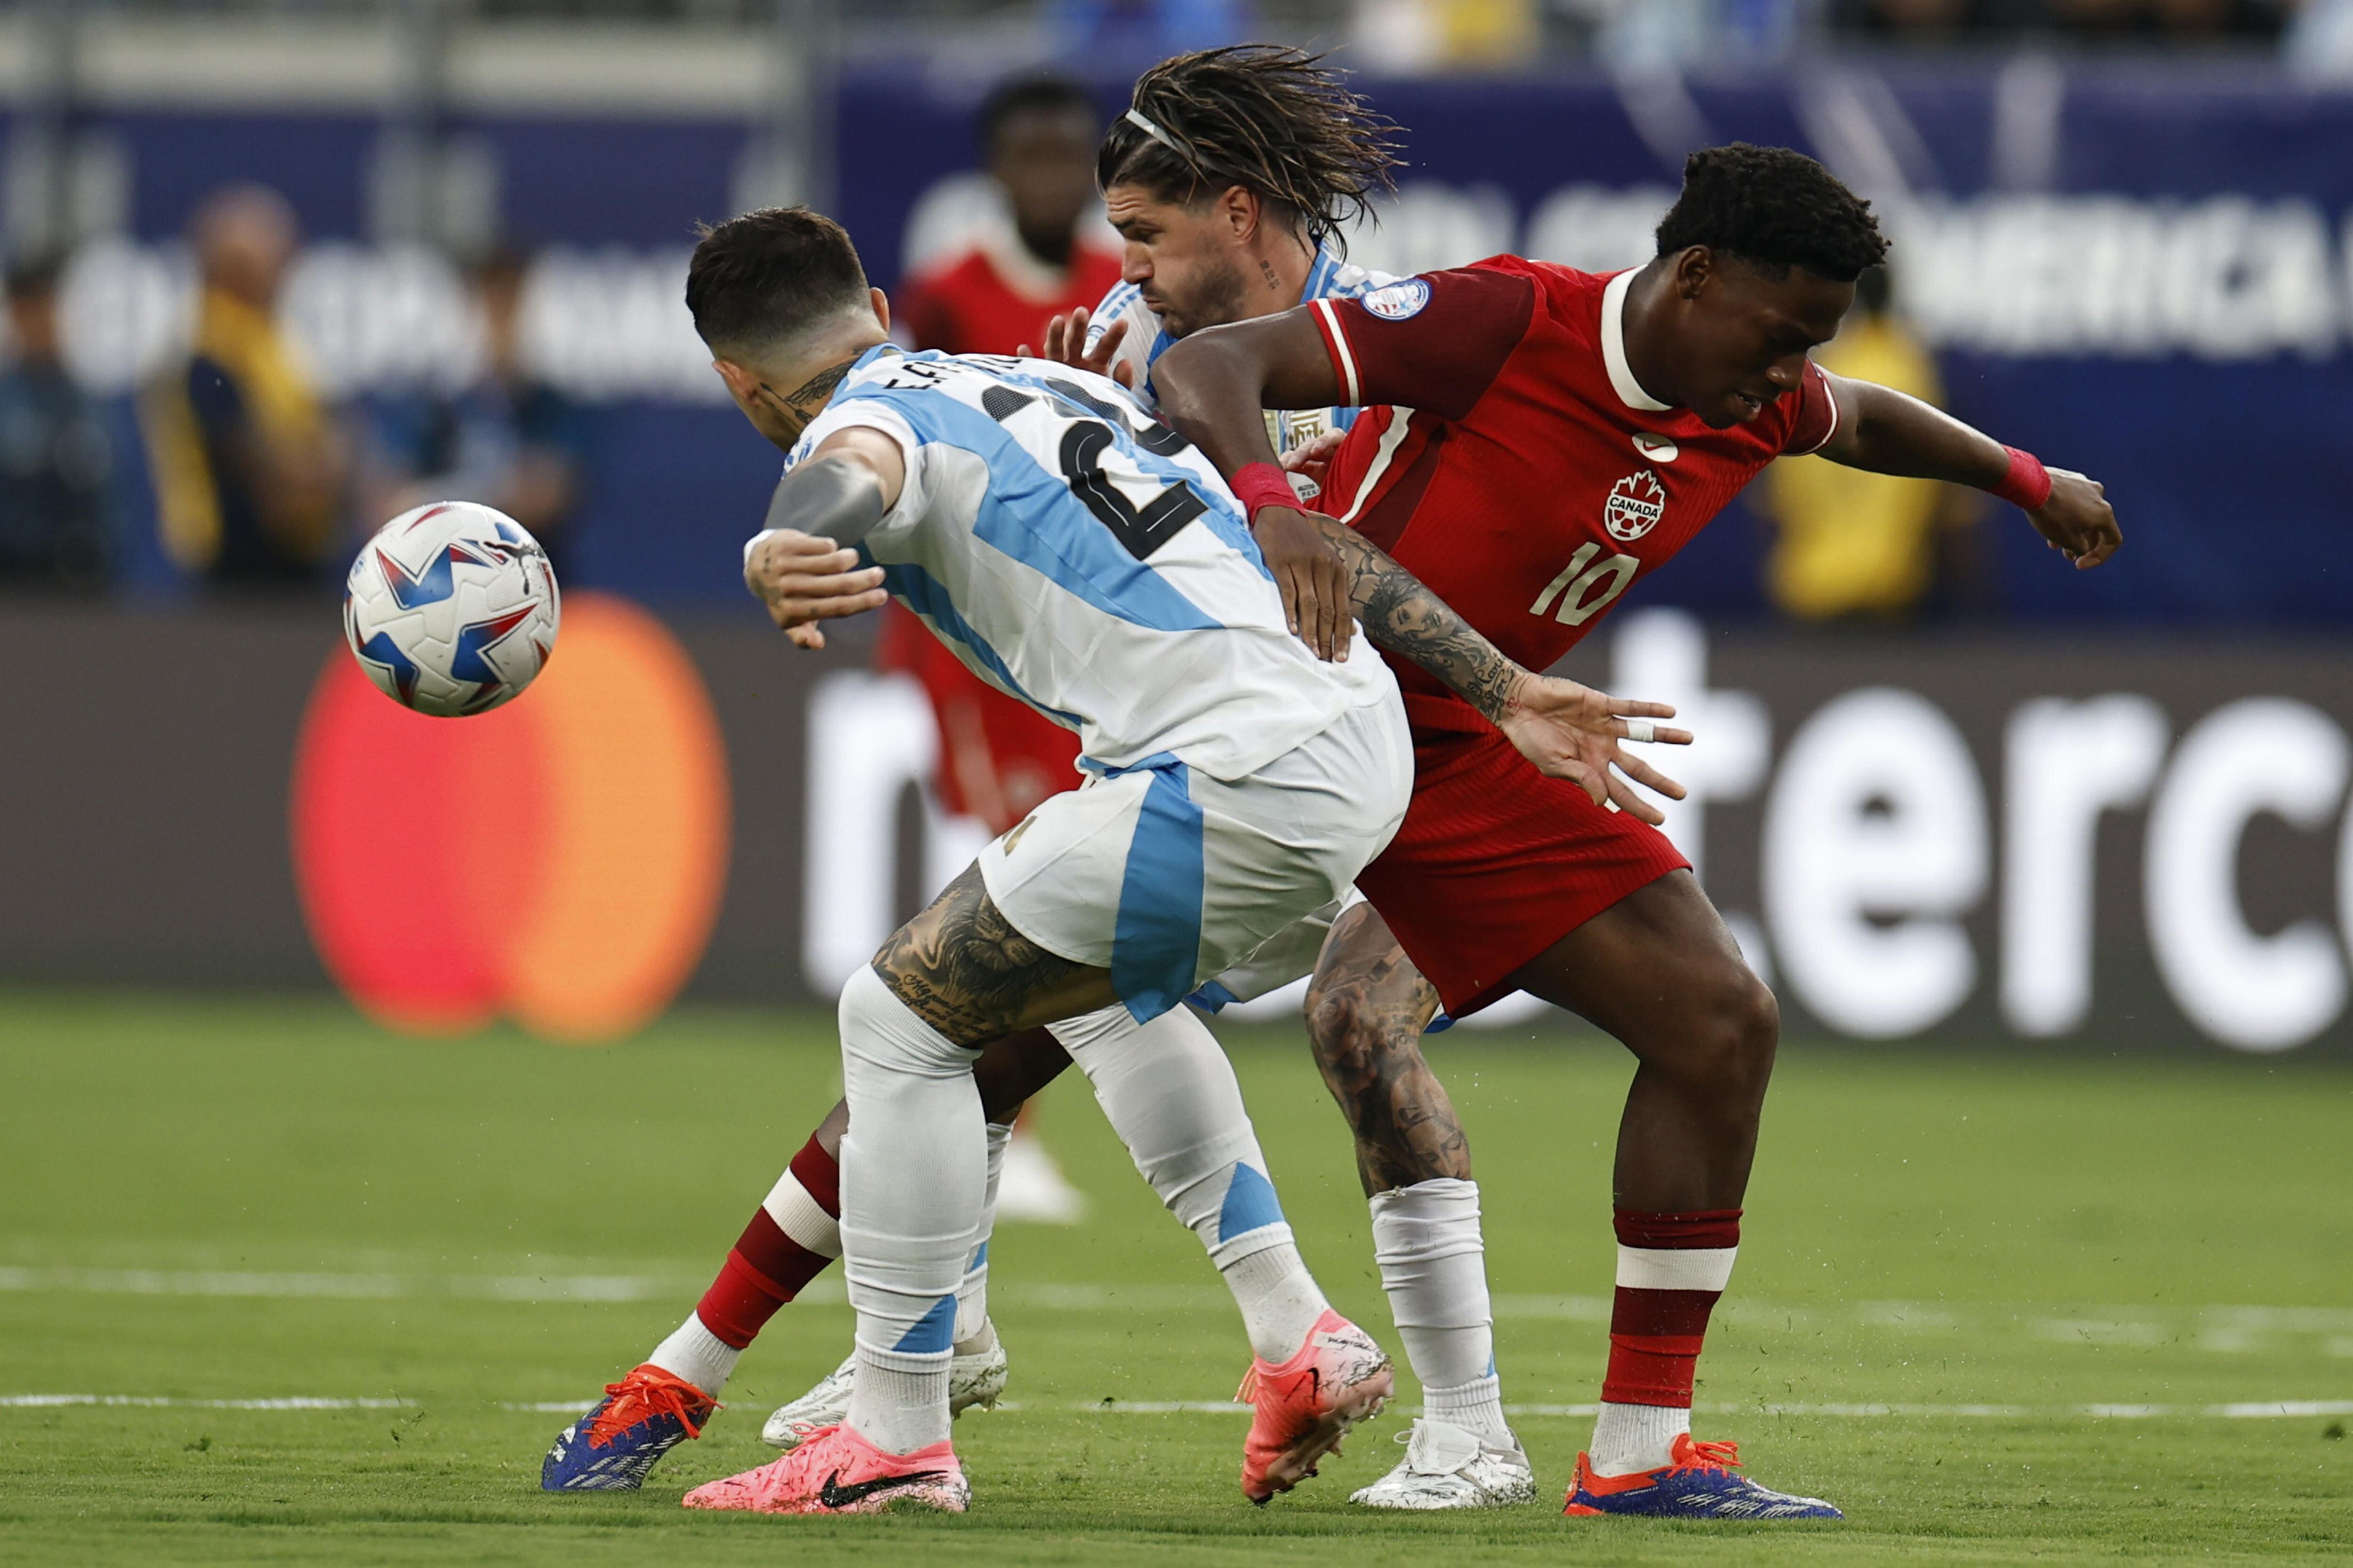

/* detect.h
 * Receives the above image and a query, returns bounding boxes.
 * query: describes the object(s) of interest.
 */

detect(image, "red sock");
[1600,1208,1741,1408]
[692,1132,844,1350]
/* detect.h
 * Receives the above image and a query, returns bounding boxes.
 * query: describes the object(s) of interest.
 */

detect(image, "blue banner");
[23,62,2353,624]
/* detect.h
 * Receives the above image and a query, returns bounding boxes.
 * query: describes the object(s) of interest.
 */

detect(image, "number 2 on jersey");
[1056,422,1207,561]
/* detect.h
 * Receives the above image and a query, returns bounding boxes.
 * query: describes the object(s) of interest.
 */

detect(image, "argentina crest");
[1603,469,1667,542]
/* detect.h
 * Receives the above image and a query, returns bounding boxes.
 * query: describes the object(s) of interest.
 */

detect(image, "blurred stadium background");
[2,4,2350,1560]
[3,0,2352,1052]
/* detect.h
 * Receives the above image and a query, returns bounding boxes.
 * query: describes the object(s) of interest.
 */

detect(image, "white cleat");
[760,1338,1010,1451]
[1349,1418,1538,1510]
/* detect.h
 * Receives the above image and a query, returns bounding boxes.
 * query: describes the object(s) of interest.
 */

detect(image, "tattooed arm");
[1275,498,1693,822]
[1154,310,1694,819]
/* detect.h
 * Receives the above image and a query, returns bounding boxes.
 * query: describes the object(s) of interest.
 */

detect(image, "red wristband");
[1989,445,2052,512]
[1229,461,1300,521]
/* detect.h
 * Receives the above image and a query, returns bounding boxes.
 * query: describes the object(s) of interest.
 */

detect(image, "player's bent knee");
[1701,973,1780,1098]
[840,964,980,1080]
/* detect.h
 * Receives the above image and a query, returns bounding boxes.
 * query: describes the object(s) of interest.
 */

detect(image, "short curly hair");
[1655,144,1888,284]
[1097,45,1402,254]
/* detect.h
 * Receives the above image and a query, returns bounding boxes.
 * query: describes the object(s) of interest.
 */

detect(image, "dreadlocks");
[1097,45,1403,253]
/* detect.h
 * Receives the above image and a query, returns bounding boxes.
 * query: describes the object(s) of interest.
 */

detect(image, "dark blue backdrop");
[50,63,2353,625]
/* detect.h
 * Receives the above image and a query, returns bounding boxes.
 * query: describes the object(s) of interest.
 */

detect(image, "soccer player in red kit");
[1151,142,2122,1519]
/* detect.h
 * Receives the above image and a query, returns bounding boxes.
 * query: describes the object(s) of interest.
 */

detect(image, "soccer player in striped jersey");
[538,48,1543,1514]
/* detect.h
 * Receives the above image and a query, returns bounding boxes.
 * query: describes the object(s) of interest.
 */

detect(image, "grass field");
[3,990,2350,1565]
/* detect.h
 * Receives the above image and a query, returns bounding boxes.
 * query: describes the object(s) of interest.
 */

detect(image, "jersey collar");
[1300,243,1343,306]
[1601,269,1674,414]
[829,343,901,408]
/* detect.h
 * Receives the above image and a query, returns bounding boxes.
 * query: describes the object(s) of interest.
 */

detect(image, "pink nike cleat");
[680,1422,969,1515]
[1235,1309,1394,1504]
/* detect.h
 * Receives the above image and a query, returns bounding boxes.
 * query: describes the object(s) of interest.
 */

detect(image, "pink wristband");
[1990,445,2052,512]
[1229,461,1301,521]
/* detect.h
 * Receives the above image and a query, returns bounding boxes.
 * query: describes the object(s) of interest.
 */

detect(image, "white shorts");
[977,697,1412,1021]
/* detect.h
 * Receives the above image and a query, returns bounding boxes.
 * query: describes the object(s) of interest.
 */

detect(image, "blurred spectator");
[367,243,593,573]
[884,71,1116,829]
[1761,268,1986,621]
[0,254,111,591]
[896,77,1123,358]
[2286,0,2353,74]
[139,184,344,589]
[884,73,1111,835]
[1355,0,1541,70]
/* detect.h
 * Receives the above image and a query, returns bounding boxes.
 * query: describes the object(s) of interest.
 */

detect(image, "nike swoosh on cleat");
[816,1467,949,1509]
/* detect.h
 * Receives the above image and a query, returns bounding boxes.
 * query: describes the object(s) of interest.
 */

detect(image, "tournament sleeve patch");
[1325,266,1534,422]
[1360,278,1432,320]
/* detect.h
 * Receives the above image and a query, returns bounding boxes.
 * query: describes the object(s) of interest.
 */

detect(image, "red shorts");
[1355,715,1689,1018]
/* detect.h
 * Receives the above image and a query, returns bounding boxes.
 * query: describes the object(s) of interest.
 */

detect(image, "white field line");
[13,1394,2345,1420]
[7,1268,2351,1354]
[1046,1400,2353,1420]
[0,1266,703,1303]
[1,1395,411,1410]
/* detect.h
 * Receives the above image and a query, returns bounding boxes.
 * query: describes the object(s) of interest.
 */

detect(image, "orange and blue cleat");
[540,1363,715,1491]
[682,1421,970,1514]
[1236,1309,1394,1504]
[1563,1434,1842,1519]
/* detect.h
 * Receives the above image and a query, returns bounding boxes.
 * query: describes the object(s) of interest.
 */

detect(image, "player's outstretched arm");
[1301,501,1693,822]
[1154,310,1359,660]
[742,427,903,648]
[1813,371,2121,570]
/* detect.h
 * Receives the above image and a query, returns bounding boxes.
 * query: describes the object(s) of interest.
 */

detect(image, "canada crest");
[1604,469,1667,542]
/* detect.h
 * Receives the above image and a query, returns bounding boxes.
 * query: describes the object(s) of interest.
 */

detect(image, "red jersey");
[1302,258,1837,1015]
[1311,257,1836,739]
[896,239,1123,358]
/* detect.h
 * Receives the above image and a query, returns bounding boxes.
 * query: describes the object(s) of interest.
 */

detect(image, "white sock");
[1425,1375,1509,1443]
[1369,1178,1501,1428]
[1590,1402,1690,1476]
[1219,1239,1330,1363]
[851,1343,951,1456]
[953,1122,1011,1354]
[1048,1002,1329,1364]
[645,1312,739,1397]
[834,966,986,1454]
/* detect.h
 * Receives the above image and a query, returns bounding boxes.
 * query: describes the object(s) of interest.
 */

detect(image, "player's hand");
[744,526,887,649]
[1496,672,1691,824]
[1020,306,1137,390]
[1255,504,1352,663]
[2030,469,2120,570]
[1280,429,1345,494]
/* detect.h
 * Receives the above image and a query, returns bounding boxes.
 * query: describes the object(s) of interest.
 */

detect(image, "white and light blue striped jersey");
[1083,244,1396,461]
[787,344,1396,782]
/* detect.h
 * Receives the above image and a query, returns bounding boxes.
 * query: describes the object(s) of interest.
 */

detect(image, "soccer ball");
[344,501,560,717]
